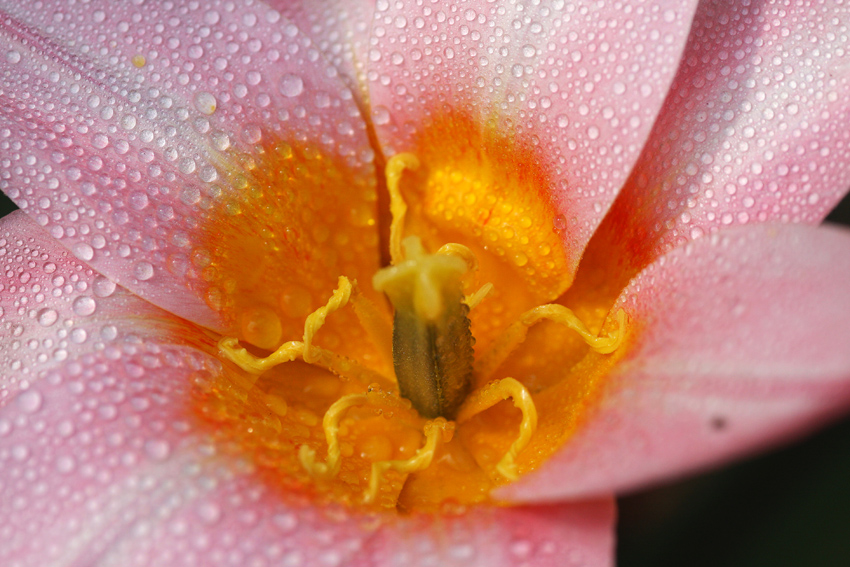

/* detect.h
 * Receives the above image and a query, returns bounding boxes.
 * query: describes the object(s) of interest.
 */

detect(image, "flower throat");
[201,116,626,512]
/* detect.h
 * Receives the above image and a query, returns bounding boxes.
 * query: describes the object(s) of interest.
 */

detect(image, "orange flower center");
[191,112,628,513]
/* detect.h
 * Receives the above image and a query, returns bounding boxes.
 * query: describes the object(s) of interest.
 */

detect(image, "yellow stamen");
[299,393,369,479]
[386,153,421,265]
[437,242,479,277]
[348,289,394,368]
[218,336,390,386]
[477,307,627,381]
[465,282,494,310]
[363,418,452,504]
[456,377,538,480]
[302,276,353,364]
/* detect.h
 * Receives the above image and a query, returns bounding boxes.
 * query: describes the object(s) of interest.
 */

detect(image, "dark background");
[1,190,849,565]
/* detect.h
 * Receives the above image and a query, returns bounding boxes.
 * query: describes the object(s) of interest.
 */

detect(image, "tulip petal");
[269,0,376,102]
[367,499,615,567]
[0,0,378,331]
[0,211,185,403]
[579,0,850,297]
[0,210,615,566]
[0,337,614,567]
[366,0,700,280]
[500,223,850,502]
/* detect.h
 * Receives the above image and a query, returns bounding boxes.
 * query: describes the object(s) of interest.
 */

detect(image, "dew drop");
[37,308,58,327]
[72,295,97,316]
[134,261,155,281]
[73,242,94,261]
[194,92,217,115]
[92,275,117,298]
[279,74,304,97]
[16,390,43,414]
[145,439,172,461]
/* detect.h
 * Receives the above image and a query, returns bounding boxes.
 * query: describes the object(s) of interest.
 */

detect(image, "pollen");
[193,114,630,513]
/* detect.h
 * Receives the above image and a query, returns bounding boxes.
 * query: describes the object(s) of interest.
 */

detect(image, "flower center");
[191,114,627,513]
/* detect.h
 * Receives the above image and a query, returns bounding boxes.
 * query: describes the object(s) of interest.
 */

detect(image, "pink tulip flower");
[2,0,850,565]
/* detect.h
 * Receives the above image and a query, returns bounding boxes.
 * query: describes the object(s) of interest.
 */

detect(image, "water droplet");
[16,390,43,413]
[73,242,94,261]
[37,308,58,327]
[194,92,217,115]
[6,50,21,64]
[93,275,117,298]
[145,439,171,461]
[134,262,155,281]
[72,296,97,316]
[279,74,304,97]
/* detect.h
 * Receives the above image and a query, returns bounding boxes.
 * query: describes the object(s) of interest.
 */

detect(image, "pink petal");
[0,0,376,331]
[0,211,179,404]
[500,223,850,502]
[270,0,376,102]
[0,204,614,566]
[366,0,700,279]
[367,499,615,567]
[582,0,850,292]
[0,337,614,567]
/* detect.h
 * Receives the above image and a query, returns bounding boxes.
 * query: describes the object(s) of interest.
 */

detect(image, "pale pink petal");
[0,211,179,404]
[0,335,614,567]
[583,0,850,291]
[367,0,700,279]
[500,223,850,502]
[367,499,614,567]
[0,0,376,331]
[270,0,376,102]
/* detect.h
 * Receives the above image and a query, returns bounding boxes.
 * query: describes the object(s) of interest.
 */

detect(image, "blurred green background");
[1,190,848,565]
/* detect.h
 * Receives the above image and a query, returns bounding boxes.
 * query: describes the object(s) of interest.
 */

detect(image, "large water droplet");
[279,74,304,97]
[72,295,97,316]
[16,390,43,413]
[37,308,59,327]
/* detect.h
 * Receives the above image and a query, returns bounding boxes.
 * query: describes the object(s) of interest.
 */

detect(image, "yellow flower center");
[191,113,627,513]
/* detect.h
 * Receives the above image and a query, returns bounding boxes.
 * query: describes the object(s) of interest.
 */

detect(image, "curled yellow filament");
[298,393,369,479]
[385,153,420,265]
[456,377,538,480]
[363,418,451,504]
[477,306,627,381]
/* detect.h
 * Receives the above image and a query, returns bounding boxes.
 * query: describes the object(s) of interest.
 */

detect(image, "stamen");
[218,337,392,386]
[477,306,627,382]
[299,393,369,479]
[435,242,494,310]
[385,153,421,265]
[363,418,453,504]
[302,276,353,364]
[465,282,494,310]
[456,377,538,480]
[437,242,479,276]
